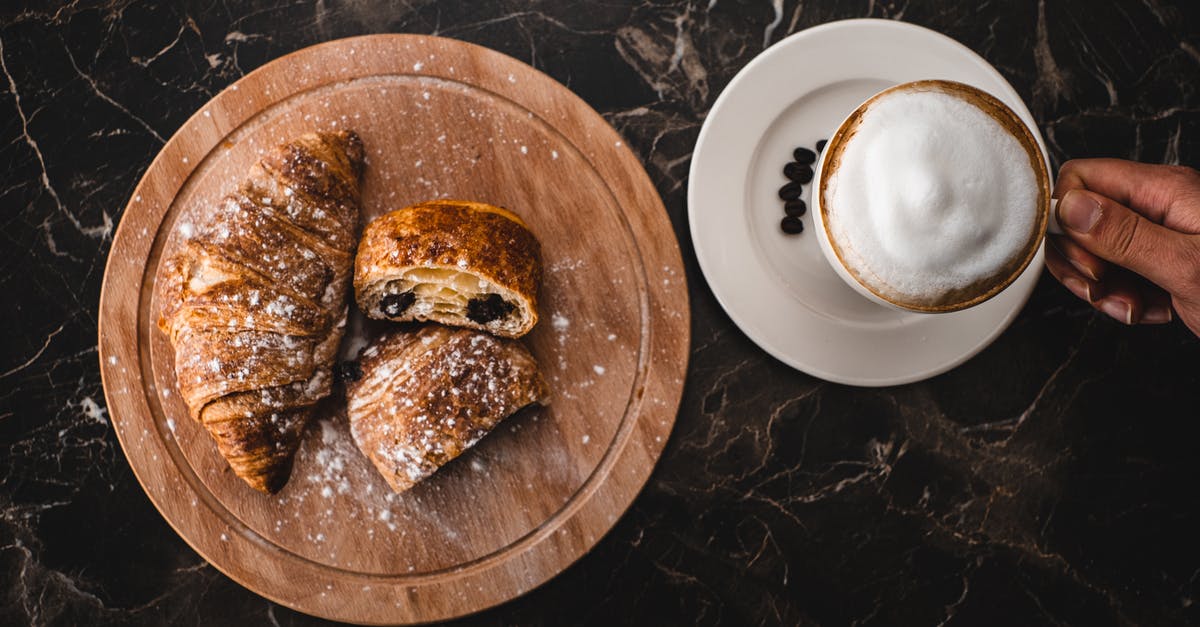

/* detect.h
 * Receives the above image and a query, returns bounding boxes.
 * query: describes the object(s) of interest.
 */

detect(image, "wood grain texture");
[97,35,689,625]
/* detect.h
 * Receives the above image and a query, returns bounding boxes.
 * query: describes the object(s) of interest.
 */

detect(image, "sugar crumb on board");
[284,417,411,538]
[548,258,585,273]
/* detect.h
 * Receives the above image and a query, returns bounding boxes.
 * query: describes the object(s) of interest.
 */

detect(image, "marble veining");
[1,1,1198,625]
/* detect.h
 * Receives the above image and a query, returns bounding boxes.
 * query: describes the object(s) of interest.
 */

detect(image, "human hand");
[1045,158,1200,336]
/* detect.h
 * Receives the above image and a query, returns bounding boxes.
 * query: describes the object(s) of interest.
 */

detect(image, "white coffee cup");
[811,80,1059,314]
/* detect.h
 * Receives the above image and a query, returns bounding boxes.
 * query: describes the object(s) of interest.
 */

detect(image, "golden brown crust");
[353,200,542,338]
[156,130,364,493]
[358,201,541,298]
[346,325,549,493]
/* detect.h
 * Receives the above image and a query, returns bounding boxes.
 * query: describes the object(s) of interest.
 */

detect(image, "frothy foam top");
[824,88,1039,308]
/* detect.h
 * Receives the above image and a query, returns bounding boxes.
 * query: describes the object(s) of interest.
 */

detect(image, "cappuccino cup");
[811,80,1056,313]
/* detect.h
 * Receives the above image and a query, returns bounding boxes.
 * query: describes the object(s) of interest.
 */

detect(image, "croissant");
[346,325,549,493]
[156,130,365,493]
[354,200,542,338]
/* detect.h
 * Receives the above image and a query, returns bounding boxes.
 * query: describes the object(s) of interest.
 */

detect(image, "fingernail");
[1062,277,1092,302]
[1048,236,1101,280]
[1099,299,1133,325]
[1143,305,1173,324]
[1059,190,1102,234]
[1067,258,1100,281]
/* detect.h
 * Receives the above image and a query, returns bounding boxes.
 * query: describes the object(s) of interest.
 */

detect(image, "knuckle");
[1104,209,1142,262]
[1150,166,1200,216]
[1181,238,1200,286]
[1169,164,1199,179]
[1166,165,1200,191]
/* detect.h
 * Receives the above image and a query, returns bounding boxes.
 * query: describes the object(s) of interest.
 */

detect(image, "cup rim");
[814,79,1051,314]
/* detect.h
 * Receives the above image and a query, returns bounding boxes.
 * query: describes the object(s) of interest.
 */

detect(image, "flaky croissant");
[156,130,365,493]
[347,325,549,493]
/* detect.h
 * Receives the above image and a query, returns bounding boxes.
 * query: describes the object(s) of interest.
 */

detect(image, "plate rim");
[688,18,1046,387]
[98,33,690,624]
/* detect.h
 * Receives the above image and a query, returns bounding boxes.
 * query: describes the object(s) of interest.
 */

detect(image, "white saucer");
[688,19,1049,386]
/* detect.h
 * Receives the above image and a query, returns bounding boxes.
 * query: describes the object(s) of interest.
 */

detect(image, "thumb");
[1057,188,1197,292]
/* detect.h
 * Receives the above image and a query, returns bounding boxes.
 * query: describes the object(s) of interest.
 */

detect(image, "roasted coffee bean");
[792,147,817,164]
[780,216,804,234]
[467,293,516,324]
[784,199,807,216]
[778,182,803,201]
[381,291,416,317]
[334,360,362,383]
[815,139,828,152]
[783,161,813,181]
[786,163,813,184]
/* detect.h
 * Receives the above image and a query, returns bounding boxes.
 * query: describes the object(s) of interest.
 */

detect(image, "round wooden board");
[97,35,689,625]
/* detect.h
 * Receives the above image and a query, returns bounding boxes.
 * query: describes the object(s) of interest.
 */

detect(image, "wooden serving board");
[98,35,689,625]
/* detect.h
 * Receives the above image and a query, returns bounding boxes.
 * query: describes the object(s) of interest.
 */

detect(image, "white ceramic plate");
[688,19,1050,387]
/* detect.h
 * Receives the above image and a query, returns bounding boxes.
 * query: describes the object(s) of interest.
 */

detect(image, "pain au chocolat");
[353,200,542,339]
[346,325,549,493]
[156,130,364,493]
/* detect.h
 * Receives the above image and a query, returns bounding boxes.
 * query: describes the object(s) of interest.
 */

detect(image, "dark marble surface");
[2,1,1199,625]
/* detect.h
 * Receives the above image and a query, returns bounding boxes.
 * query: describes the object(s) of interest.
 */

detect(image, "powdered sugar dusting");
[159,73,654,573]
[346,326,547,493]
[281,415,413,550]
[304,420,354,498]
[549,313,571,372]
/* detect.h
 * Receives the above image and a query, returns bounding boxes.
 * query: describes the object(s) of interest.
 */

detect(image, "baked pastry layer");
[156,130,365,493]
[354,200,542,338]
[347,325,549,493]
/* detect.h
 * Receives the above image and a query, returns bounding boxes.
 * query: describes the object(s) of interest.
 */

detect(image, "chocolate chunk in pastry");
[346,325,549,493]
[354,200,542,338]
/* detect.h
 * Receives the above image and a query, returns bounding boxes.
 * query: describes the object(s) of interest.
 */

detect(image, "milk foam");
[825,89,1038,305]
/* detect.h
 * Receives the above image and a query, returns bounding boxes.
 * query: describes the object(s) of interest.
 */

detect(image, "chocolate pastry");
[354,200,542,338]
[346,325,549,493]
